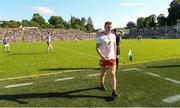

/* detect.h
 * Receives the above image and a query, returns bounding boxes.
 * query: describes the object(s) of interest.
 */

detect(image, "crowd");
[0,28,96,42]
[129,25,177,38]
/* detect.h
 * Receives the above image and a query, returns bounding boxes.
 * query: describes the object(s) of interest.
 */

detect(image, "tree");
[70,16,76,25]
[87,17,93,25]
[126,21,136,29]
[86,23,94,33]
[70,16,78,29]
[64,21,72,29]
[148,14,157,27]
[48,16,65,28]
[81,17,86,25]
[86,17,94,32]
[5,20,20,28]
[168,0,180,25]
[137,17,145,28]
[22,20,29,27]
[31,13,46,27]
[28,21,40,28]
[0,13,96,32]
[143,14,157,28]
[80,17,87,31]
[157,14,167,26]
[1,21,9,28]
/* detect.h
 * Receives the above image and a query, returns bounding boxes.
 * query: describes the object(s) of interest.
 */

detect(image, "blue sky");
[0,0,172,29]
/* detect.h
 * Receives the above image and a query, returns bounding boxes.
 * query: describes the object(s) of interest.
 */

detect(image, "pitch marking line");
[0,70,84,82]
[5,82,33,88]
[146,72,180,85]
[164,77,180,85]
[122,68,142,72]
[55,77,74,82]
[87,73,100,77]
[147,72,161,78]
[162,94,180,104]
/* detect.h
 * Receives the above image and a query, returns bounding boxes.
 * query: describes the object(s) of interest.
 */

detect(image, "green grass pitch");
[0,39,180,106]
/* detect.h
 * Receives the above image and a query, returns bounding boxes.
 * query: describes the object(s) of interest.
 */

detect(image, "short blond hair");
[104,21,112,26]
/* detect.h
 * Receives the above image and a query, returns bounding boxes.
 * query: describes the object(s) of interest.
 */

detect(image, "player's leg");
[47,41,50,52]
[7,45,10,53]
[99,60,107,91]
[100,66,106,91]
[4,45,6,53]
[49,42,53,52]
[109,63,120,97]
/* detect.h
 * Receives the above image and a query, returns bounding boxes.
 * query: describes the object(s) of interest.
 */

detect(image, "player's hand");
[101,56,107,60]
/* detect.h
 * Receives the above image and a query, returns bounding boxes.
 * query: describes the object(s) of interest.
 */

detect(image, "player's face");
[104,24,112,34]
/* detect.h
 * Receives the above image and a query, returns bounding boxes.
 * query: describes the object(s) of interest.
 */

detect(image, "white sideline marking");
[162,94,180,104]
[147,72,161,77]
[164,78,180,85]
[0,70,84,82]
[122,68,141,72]
[55,77,74,82]
[5,82,33,88]
[146,72,180,85]
[87,73,100,77]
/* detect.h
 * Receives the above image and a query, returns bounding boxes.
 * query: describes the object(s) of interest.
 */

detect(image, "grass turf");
[0,39,180,79]
[0,59,179,107]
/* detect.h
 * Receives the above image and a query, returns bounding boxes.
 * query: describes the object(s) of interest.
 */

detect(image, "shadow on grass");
[0,87,115,104]
[39,67,100,71]
[8,53,46,55]
[147,64,180,68]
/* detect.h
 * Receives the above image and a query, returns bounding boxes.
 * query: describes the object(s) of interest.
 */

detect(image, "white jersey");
[46,35,52,42]
[96,33,116,60]
[3,38,9,45]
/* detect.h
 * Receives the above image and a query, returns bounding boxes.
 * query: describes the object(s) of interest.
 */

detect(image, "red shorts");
[99,59,116,66]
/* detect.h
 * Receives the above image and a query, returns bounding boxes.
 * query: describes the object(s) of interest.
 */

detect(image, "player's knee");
[110,72,116,77]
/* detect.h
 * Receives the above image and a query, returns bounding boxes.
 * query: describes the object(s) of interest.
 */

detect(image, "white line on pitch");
[87,73,100,77]
[147,72,161,78]
[164,77,180,85]
[54,77,74,82]
[5,82,33,88]
[162,94,180,104]
[0,70,83,82]
[122,68,141,72]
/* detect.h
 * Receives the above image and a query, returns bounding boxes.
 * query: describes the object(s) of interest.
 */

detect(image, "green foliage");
[126,21,136,29]
[1,20,20,28]
[168,0,180,25]
[1,13,94,32]
[31,13,46,27]
[48,16,65,28]
[136,14,157,28]
[87,17,93,25]
[137,17,145,28]
[136,0,180,27]
[157,14,167,26]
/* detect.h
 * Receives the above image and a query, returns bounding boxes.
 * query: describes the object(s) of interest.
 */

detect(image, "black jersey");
[116,35,121,46]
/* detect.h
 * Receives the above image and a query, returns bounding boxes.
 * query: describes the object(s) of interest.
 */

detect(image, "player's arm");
[96,43,106,60]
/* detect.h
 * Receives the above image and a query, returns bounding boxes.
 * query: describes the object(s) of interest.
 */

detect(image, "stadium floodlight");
[177,19,180,38]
